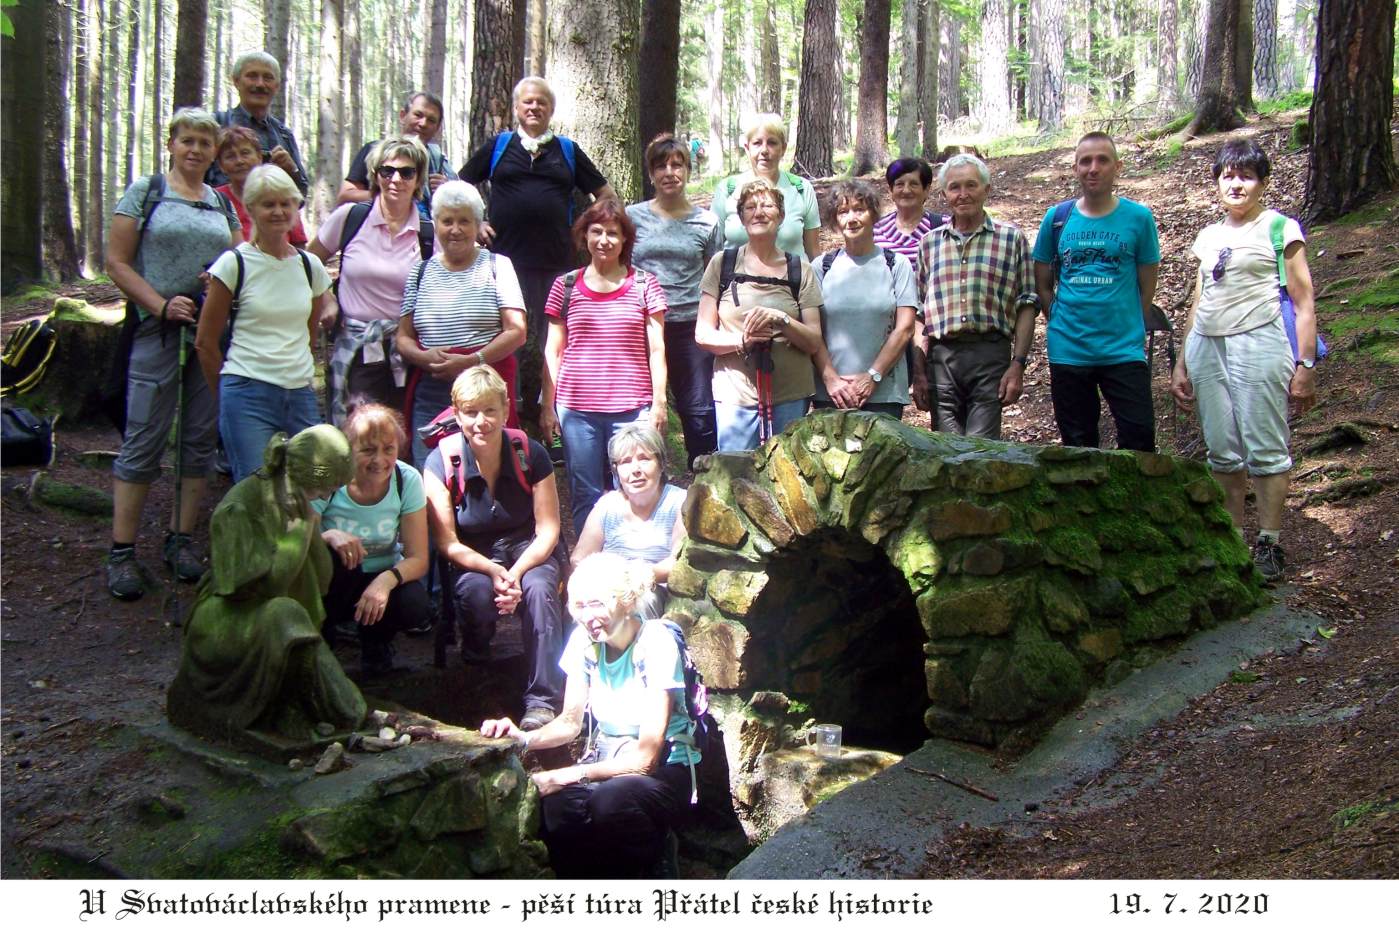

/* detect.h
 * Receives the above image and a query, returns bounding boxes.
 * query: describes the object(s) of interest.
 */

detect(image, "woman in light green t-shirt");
[711,113,820,259]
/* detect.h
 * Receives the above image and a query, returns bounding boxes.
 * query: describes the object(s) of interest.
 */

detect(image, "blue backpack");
[488,131,579,222]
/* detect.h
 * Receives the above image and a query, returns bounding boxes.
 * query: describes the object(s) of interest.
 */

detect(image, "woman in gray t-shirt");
[626,134,721,469]
[104,108,241,602]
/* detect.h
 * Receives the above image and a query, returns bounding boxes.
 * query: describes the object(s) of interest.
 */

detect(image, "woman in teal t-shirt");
[313,404,430,678]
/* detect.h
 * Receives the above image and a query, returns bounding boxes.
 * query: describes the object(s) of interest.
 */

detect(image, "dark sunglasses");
[376,165,418,180]
[1212,247,1233,282]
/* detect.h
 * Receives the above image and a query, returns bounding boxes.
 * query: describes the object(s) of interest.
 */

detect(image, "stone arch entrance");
[665,410,1264,749]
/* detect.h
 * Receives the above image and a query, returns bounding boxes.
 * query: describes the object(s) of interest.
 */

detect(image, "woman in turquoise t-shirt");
[711,113,821,258]
[313,404,430,678]
[480,552,697,878]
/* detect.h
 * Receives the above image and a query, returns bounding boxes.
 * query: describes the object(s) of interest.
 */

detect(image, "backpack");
[554,267,653,323]
[725,170,806,201]
[1,311,58,398]
[819,247,916,382]
[336,201,435,296]
[420,413,534,506]
[488,131,579,222]
[225,246,315,351]
[0,404,54,467]
[717,245,803,306]
[1269,214,1328,362]
[580,617,711,805]
[1046,198,1075,282]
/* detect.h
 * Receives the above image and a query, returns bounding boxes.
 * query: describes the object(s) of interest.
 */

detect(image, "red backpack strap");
[502,427,534,495]
[438,432,467,507]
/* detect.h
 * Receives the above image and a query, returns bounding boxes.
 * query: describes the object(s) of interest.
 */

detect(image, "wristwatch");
[1012,354,1029,368]
[867,367,883,384]
[776,311,792,328]
[1297,358,1315,370]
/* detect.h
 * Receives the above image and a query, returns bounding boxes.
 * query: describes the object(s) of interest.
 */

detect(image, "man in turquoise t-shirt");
[1033,132,1161,451]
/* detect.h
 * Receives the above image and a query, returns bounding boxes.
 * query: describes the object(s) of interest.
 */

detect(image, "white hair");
[512,76,555,108]
[938,153,991,188]
[167,107,220,143]
[431,181,486,224]
[242,164,302,212]
[229,50,281,83]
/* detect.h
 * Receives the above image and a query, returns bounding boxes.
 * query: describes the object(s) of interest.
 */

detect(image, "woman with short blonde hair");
[712,113,819,258]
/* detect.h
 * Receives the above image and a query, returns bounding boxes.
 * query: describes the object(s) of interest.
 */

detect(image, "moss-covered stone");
[1044,526,1104,573]
[685,483,748,548]
[918,576,1033,638]
[707,569,769,618]
[928,500,1013,541]
[1039,576,1090,632]
[1077,628,1124,663]
[734,478,796,547]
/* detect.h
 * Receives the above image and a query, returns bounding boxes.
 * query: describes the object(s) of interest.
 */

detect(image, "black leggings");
[322,551,429,659]
[539,763,691,879]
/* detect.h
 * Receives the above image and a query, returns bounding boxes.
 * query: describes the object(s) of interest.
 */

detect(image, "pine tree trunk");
[706,1,725,172]
[920,0,939,157]
[1252,0,1279,99]
[75,0,91,268]
[1233,0,1255,112]
[345,0,362,147]
[833,13,851,153]
[976,0,1012,133]
[210,0,224,111]
[172,0,207,108]
[43,0,82,281]
[638,0,682,197]
[105,0,121,218]
[792,0,838,178]
[894,0,920,155]
[939,5,960,122]
[264,0,291,118]
[125,6,140,185]
[315,0,343,221]
[1159,0,1180,111]
[1185,0,1207,99]
[1038,0,1067,129]
[426,0,448,99]
[87,0,106,272]
[151,0,163,168]
[470,0,526,154]
[852,0,892,176]
[1303,0,1399,223]
[760,0,782,114]
[546,0,641,202]
[526,0,546,76]
[2,0,47,288]
[1188,0,1246,134]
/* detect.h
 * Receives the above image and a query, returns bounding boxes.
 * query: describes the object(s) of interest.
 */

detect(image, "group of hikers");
[102,49,1320,878]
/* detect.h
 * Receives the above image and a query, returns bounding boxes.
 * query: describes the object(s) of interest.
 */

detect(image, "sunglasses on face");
[377,165,418,180]
[1212,247,1233,282]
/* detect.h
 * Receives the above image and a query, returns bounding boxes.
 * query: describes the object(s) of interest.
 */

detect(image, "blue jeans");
[715,398,809,452]
[219,374,322,483]
[556,404,648,531]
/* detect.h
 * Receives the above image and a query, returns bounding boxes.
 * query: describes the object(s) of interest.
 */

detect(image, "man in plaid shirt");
[911,154,1039,439]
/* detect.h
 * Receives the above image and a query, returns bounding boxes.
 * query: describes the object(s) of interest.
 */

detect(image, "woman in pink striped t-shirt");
[540,199,668,531]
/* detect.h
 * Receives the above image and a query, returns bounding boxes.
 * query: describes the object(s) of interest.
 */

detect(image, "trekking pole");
[169,325,188,627]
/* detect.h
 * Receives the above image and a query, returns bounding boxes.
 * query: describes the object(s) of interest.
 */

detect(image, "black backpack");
[717,245,803,306]
[1,311,58,398]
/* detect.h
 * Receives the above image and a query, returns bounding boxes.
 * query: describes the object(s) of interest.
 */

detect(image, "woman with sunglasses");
[1170,138,1317,583]
[310,136,436,425]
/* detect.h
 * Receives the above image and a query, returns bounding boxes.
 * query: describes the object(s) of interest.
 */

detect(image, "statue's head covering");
[260,425,353,493]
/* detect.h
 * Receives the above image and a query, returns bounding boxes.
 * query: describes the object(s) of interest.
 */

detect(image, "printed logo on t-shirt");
[1058,230,1126,285]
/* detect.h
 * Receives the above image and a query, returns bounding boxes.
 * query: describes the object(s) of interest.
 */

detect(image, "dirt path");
[3,111,1396,878]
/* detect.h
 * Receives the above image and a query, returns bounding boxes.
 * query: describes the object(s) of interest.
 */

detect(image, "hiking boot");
[106,548,145,601]
[402,601,436,636]
[1252,537,1286,583]
[521,707,556,731]
[163,532,205,583]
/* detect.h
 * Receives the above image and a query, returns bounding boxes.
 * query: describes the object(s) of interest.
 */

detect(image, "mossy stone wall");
[666,411,1265,748]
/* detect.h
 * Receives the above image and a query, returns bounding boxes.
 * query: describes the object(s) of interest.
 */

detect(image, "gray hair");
[736,178,786,220]
[824,178,881,230]
[512,76,555,108]
[366,135,430,200]
[229,50,281,83]
[608,423,668,476]
[938,153,991,188]
[242,164,303,213]
[431,180,486,223]
[167,107,220,144]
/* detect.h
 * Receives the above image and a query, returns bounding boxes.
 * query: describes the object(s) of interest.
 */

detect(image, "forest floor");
[2,107,1396,880]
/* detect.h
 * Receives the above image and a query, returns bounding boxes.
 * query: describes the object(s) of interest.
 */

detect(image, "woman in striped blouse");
[397,181,527,466]
[872,157,949,264]
[539,199,669,531]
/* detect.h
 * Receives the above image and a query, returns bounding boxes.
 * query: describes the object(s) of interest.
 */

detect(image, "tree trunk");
[1185,0,1207,99]
[1188,0,1246,134]
[546,0,641,202]
[125,5,140,185]
[150,0,163,168]
[74,0,91,269]
[264,0,291,118]
[976,0,1012,133]
[852,0,892,176]
[470,0,526,154]
[104,0,120,224]
[939,3,960,121]
[1289,0,1318,90]
[87,0,106,272]
[638,0,682,197]
[1233,0,1255,112]
[42,0,82,281]
[706,1,725,172]
[792,0,838,178]
[920,0,939,157]
[894,0,920,155]
[425,0,448,99]
[833,12,851,153]
[345,0,362,147]
[1303,0,1398,223]
[315,0,343,221]
[526,0,546,76]
[2,0,47,288]
[1037,0,1067,129]
[1252,0,1279,99]
[172,0,207,108]
[760,0,782,114]
[1159,0,1180,111]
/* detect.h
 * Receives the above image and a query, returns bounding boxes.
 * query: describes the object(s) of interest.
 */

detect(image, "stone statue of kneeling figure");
[167,425,367,756]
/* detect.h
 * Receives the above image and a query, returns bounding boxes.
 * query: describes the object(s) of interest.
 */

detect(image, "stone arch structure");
[665,411,1265,749]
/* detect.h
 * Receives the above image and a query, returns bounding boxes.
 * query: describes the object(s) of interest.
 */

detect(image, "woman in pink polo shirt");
[309,136,436,426]
[539,199,668,531]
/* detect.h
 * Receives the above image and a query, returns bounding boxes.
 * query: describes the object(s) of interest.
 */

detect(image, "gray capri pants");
[1183,314,1294,477]
[111,316,218,484]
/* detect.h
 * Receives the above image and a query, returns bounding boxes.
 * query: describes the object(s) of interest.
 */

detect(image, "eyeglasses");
[376,165,418,180]
[1212,247,1233,281]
